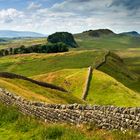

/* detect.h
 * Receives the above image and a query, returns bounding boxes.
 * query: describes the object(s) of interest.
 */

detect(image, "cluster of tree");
[0,38,6,42]
[47,32,78,48]
[0,42,69,57]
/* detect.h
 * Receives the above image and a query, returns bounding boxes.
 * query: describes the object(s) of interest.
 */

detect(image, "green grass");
[0,77,83,104]
[74,34,140,50]
[33,68,140,106]
[87,70,140,107]
[0,103,139,140]
[0,44,140,106]
[33,68,88,98]
[0,38,47,50]
[98,52,140,94]
[0,50,105,76]
[0,50,139,106]
[116,48,140,75]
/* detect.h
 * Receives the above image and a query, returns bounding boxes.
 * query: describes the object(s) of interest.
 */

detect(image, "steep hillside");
[116,48,140,75]
[97,52,140,93]
[87,70,140,107]
[33,68,140,106]
[33,68,88,98]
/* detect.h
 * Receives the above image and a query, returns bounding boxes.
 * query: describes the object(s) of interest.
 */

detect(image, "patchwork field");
[0,38,46,50]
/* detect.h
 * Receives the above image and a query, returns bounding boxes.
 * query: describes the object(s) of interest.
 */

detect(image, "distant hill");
[120,31,140,37]
[75,29,115,38]
[0,30,45,38]
[48,32,78,48]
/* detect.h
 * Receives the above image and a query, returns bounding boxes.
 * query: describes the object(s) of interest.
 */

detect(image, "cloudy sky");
[0,0,139,34]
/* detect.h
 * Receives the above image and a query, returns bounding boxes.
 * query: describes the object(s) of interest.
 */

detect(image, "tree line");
[0,42,69,57]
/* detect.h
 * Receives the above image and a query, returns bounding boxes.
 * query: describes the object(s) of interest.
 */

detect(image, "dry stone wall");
[0,88,140,131]
[0,72,67,92]
[95,50,110,69]
[82,66,92,100]
[82,51,110,100]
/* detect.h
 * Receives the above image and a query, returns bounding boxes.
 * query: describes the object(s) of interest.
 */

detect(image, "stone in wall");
[0,88,140,131]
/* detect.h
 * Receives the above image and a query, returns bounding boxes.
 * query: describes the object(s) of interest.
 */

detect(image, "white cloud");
[0,0,139,34]
[0,8,24,23]
[27,2,42,10]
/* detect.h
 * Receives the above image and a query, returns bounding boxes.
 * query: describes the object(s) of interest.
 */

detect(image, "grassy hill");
[87,70,140,106]
[33,68,88,98]
[74,30,140,50]
[33,68,140,107]
[97,52,140,93]
[0,50,139,106]
[0,30,140,139]
[0,50,105,76]
[75,29,115,38]
[116,48,140,75]
[0,77,83,104]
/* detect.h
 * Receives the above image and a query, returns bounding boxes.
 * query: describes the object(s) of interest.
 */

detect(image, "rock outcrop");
[48,32,78,48]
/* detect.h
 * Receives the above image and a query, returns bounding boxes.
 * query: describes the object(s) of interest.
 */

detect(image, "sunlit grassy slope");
[116,48,140,75]
[0,50,139,106]
[33,68,140,107]
[0,77,83,104]
[98,52,140,93]
[0,50,105,76]
[33,68,88,98]
[74,34,140,50]
[87,70,140,107]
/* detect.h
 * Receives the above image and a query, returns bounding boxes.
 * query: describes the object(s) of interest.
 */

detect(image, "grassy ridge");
[0,50,105,76]
[116,48,140,75]
[0,50,139,106]
[98,52,140,93]
[87,70,140,106]
[0,103,139,140]
[75,35,140,50]
[0,33,140,139]
[34,68,140,107]
[0,78,83,104]
[33,68,88,98]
